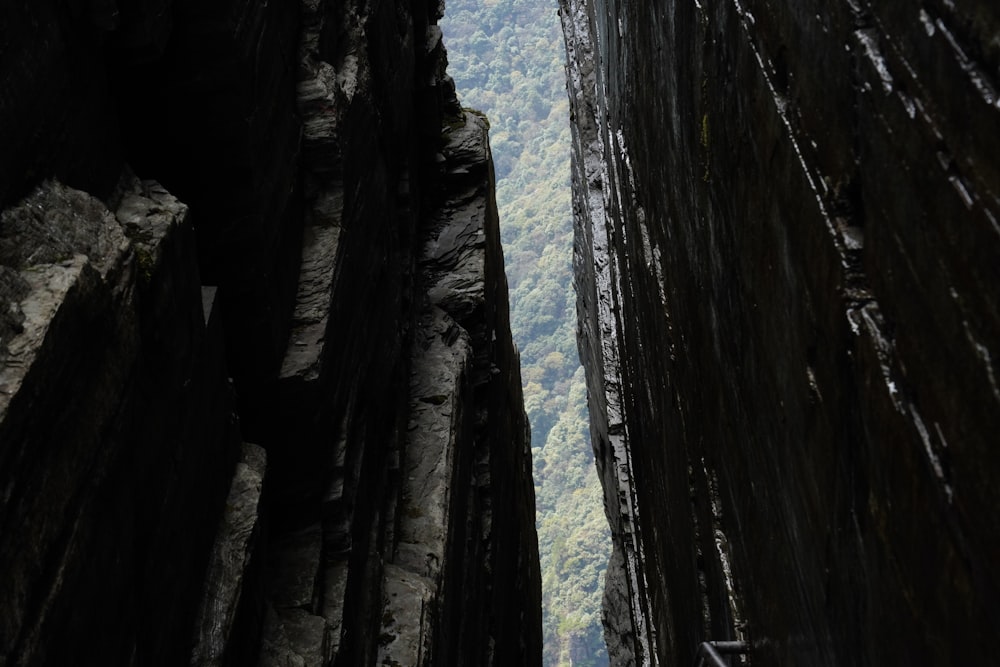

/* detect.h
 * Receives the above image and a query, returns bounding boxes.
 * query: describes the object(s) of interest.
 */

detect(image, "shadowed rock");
[562,0,1000,665]
[0,1,542,665]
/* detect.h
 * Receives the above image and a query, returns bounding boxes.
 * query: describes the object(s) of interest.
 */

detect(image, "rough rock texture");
[378,112,541,667]
[0,175,241,666]
[0,1,541,665]
[192,442,268,667]
[562,0,1000,665]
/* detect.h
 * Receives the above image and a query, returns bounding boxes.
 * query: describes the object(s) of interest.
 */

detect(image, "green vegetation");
[441,2,611,664]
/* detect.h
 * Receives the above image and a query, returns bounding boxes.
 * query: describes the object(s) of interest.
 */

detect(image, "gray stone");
[0,266,29,364]
[258,606,330,667]
[270,524,323,612]
[0,173,239,666]
[0,180,127,276]
[191,443,267,667]
[377,565,434,667]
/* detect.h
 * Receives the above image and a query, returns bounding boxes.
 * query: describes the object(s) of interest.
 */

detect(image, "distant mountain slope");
[442,1,611,664]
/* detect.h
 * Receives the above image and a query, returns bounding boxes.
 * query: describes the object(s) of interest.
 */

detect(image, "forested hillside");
[441,2,611,664]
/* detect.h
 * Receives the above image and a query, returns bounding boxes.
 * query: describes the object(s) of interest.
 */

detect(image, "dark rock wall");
[562,0,1000,665]
[0,178,239,667]
[0,1,541,665]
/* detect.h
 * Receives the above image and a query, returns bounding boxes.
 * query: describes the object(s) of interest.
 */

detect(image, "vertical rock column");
[377,110,542,667]
[0,1,544,664]
[252,1,543,666]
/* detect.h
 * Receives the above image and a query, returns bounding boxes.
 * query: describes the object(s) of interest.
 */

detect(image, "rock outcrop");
[562,0,1000,665]
[0,1,541,665]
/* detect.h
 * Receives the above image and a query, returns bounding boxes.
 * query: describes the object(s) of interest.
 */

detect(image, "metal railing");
[693,640,750,667]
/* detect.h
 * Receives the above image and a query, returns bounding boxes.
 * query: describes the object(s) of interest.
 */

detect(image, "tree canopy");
[442,2,611,664]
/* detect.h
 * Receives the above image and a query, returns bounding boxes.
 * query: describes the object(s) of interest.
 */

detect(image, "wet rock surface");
[562,0,1000,665]
[0,1,541,665]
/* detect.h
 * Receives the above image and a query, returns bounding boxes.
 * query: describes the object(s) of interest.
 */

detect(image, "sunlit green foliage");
[441,2,611,664]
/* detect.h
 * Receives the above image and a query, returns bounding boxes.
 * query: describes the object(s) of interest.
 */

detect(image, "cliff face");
[562,0,1000,665]
[0,2,541,665]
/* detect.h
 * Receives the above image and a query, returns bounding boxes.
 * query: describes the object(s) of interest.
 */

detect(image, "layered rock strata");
[0,1,541,665]
[562,0,1000,665]
[376,110,540,667]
